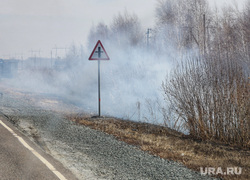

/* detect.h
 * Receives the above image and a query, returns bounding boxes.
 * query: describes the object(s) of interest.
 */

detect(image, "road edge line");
[0,120,67,180]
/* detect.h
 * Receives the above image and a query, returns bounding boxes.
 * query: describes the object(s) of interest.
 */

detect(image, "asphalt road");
[0,118,77,180]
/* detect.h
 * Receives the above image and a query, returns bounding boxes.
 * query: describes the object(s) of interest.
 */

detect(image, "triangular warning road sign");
[89,40,110,60]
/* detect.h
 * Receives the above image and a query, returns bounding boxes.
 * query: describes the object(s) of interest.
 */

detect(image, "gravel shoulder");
[0,86,216,180]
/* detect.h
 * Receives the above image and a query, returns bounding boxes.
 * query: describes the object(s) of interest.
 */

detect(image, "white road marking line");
[0,120,67,180]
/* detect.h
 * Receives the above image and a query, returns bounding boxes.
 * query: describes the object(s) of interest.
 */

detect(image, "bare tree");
[110,10,144,47]
[162,55,249,147]
[87,22,110,50]
[154,0,211,55]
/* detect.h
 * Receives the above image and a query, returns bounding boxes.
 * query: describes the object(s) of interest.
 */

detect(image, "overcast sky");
[0,0,246,59]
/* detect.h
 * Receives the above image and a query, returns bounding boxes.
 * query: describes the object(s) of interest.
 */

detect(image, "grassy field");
[68,114,250,180]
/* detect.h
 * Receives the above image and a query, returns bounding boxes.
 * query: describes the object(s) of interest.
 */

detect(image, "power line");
[52,46,69,59]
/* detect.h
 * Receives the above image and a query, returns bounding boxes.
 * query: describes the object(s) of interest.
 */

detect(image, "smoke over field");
[5,39,173,124]
[3,10,178,125]
[3,0,249,145]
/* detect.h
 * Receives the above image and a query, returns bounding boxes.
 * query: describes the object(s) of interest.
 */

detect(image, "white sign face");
[89,40,110,60]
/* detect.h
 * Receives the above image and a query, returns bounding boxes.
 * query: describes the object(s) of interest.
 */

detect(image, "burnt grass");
[67,114,250,180]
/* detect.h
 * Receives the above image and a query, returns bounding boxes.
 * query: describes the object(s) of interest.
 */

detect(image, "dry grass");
[67,114,250,180]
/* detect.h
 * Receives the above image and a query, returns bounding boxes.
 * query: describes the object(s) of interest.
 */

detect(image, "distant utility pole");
[146,28,152,48]
[203,14,216,55]
[29,50,41,67]
[52,46,68,59]
[181,14,214,55]
[29,49,41,57]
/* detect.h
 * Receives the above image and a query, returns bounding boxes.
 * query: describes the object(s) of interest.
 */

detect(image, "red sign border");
[88,40,110,60]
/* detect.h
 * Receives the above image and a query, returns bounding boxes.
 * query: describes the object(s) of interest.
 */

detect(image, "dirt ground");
[68,114,250,180]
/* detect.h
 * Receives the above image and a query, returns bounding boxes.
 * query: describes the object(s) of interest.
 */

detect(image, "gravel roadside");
[0,88,216,180]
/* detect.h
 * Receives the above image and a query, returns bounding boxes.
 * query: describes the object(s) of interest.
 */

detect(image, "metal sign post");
[98,60,101,116]
[89,40,110,117]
